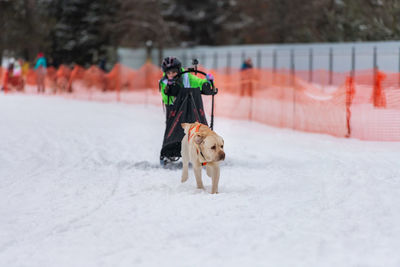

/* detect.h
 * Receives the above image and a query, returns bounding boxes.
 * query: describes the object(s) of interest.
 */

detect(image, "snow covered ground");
[1,94,400,267]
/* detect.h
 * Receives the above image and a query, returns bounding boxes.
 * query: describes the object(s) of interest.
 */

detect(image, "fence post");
[372,46,385,108]
[116,64,121,102]
[291,49,296,130]
[257,50,261,69]
[273,49,277,83]
[158,45,163,67]
[329,47,333,85]
[145,40,153,63]
[309,48,313,83]
[373,46,377,88]
[182,51,187,66]
[351,46,355,78]
[291,49,295,85]
[345,76,354,138]
[227,51,231,74]
[399,47,400,87]
[346,46,356,138]
[398,47,400,87]
[213,52,218,69]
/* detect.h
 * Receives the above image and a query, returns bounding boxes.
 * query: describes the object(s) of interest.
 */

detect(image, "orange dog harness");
[188,124,201,142]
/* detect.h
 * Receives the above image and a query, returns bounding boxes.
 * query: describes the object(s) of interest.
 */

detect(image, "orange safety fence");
[205,68,348,138]
[2,62,400,142]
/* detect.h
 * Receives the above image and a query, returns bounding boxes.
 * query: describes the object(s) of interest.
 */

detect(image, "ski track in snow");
[1,94,400,267]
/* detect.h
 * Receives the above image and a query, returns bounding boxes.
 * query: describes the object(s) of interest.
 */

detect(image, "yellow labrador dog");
[181,122,225,194]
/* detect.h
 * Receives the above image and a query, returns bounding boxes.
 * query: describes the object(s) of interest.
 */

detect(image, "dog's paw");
[181,175,188,183]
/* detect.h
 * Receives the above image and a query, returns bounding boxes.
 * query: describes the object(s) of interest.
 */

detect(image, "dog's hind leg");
[193,163,204,189]
[181,142,189,183]
[181,157,189,183]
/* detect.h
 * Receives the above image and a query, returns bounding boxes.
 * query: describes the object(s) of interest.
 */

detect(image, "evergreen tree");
[3,0,400,66]
[48,0,117,67]
[0,0,51,61]
[160,0,221,45]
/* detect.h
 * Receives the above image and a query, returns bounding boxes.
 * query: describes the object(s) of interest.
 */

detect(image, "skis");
[160,156,182,169]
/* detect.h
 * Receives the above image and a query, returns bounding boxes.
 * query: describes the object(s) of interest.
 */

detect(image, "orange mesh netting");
[55,65,72,92]
[25,68,37,86]
[205,68,348,137]
[349,70,400,141]
[46,66,57,91]
[5,63,400,141]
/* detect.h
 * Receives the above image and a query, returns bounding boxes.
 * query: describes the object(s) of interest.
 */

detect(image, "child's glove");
[166,80,180,96]
[206,73,214,81]
[201,82,218,95]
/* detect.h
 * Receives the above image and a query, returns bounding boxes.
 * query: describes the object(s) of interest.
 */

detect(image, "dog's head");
[194,132,225,162]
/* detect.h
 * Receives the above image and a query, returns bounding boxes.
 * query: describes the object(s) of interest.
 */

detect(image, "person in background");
[22,59,30,80]
[241,57,253,71]
[13,59,22,77]
[13,59,25,91]
[34,52,47,93]
[240,57,254,96]
[2,59,14,93]
[98,57,107,72]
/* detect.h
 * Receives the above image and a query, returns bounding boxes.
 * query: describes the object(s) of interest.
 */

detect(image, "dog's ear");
[194,133,205,145]
[181,123,189,130]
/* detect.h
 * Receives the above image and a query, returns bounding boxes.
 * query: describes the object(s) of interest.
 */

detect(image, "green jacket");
[159,69,211,105]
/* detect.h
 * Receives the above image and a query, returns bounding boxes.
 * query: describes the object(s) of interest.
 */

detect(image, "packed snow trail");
[1,94,400,267]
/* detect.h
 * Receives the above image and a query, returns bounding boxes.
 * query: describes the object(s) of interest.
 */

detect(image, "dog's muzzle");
[219,151,225,161]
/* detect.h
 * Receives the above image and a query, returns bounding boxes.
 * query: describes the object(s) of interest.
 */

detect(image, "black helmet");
[161,56,182,73]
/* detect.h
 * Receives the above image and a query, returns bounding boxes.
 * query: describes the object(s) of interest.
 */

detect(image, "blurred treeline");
[1,0,399,68]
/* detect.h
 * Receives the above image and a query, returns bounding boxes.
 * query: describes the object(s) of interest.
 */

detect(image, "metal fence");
[119,41,400,84]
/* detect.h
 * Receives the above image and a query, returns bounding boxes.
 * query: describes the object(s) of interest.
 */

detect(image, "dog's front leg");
[193,162,204,189]
[210,163,220,194]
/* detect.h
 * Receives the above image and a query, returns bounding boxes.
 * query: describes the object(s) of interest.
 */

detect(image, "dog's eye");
[211,145,216,150]
[221,145,223,149]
